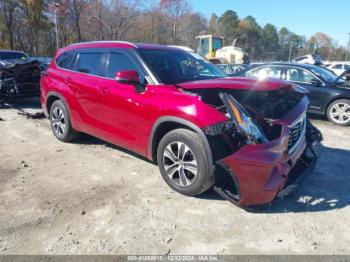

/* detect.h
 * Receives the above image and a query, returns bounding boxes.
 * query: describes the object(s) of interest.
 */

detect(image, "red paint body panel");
[40,41,315,207]
[220,97,309,206]
[177,77,293,92]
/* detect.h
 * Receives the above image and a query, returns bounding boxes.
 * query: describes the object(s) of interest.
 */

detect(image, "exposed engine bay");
[0,60,42,104]
[184,87,323,206]
[185,87,312,162]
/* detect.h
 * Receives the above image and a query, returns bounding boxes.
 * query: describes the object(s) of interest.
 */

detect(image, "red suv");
[41,41,322,207]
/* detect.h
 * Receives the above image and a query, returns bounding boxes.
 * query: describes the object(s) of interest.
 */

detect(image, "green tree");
[22,0,52,55]
[208,13,218,34]
[0,0,20,49]
[218,10,239,45]
[238,16,261,59]
[261,23,279,60]
[277,27,304,60]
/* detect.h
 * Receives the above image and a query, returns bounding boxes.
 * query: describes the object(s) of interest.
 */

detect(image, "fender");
[46,91,76,129]
[147,116,215,176]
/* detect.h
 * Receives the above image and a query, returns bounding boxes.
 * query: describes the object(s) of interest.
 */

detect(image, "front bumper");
[213,97,321,207]
[214,140,319,207]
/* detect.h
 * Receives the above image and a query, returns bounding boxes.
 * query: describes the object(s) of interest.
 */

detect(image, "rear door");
[69,48,106,134]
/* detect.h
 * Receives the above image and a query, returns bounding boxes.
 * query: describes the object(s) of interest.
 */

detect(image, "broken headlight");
[219,93,268,144]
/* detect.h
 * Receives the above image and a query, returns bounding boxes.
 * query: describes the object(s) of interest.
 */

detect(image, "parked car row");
[230,63,350,126]
[325,63,350,77]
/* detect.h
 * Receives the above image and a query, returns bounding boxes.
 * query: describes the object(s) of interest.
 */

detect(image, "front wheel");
[156,128,214,196]
[326,99,350,126]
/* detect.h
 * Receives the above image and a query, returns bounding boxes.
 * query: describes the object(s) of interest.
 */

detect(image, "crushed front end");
[0,60,42,104]
[193,84,323,207]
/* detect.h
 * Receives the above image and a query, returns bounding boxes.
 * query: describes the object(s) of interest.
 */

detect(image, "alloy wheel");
[329,102,350,124]
[51,106,66,136]
[163,141,198,187]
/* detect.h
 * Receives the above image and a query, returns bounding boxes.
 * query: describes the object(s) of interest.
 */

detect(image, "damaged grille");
[288,114,306,152]
[203,122,227,136]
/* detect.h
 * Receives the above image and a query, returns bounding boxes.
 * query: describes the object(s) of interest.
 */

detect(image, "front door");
[96,50,150,154]
[282,67,328,113]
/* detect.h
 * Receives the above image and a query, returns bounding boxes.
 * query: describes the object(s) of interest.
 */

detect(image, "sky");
[190,0,349,47]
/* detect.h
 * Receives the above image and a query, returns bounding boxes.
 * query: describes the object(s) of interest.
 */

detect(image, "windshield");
[0,52,28,60]
[139,49,226,84]
[310,66,343,83]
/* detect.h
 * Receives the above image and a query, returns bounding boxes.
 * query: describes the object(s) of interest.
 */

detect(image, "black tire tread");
[156,128,214,196]
[50,100,78,142]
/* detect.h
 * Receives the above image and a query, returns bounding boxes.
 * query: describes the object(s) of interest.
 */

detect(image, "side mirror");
[115,70,144,92]
[311,79,322,86]
[115,70,140,84]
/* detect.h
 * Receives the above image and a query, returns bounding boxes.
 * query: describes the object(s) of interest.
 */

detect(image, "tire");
[156,128,214,196]
[49,100,78,142]
[326,99,350,126]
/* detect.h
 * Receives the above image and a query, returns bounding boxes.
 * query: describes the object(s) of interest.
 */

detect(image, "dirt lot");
[0,98,349,255]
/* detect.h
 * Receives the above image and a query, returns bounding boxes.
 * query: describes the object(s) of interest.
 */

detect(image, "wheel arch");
[46,91,75,127]
[148,116,215,175]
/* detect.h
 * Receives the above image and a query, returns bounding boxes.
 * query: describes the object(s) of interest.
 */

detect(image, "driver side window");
[179,58,212,77]
[284,68,315,84]
[247,66,282,79]
[106,52,142,80]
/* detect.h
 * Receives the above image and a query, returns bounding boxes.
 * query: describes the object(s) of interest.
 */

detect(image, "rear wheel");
[326,99,350,126]
[157,128,214,196]
[50,100,78,142]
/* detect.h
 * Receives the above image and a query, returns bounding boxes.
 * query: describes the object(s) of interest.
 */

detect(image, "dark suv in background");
[236,63,350,126]
[0,50,42,101]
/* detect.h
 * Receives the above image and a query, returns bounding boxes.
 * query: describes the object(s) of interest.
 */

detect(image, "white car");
[291,54,323,66]
[326,63,350,76]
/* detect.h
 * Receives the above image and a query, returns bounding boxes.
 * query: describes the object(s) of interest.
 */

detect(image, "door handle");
[99,87,109,95]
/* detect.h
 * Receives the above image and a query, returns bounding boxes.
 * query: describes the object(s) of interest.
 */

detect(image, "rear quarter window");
[74,52,103,75]
[56,52,75,69]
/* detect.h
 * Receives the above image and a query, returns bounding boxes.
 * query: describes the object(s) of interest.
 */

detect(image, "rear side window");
[75,52,103,75]
[56,52,75,69]
[107,53,139,79]
[284,68,314,83]
[247,66,282,79]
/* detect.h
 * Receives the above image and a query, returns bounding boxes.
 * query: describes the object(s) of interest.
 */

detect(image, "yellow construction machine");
[196,35,249,64]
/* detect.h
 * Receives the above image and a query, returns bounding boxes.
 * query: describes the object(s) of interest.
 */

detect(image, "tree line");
[0,0,348,62]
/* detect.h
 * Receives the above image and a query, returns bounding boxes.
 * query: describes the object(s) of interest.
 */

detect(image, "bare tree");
[160,0,190,44]
[0,0,20,49]
[22,0,52,55]
[66,0,89,41]
[103,0,141,40]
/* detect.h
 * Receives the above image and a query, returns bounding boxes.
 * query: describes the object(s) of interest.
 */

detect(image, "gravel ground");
[0,98,349,255]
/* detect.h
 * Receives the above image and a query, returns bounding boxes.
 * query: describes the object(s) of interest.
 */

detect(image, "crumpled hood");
[0,59,40,69]
[176,77,293,92]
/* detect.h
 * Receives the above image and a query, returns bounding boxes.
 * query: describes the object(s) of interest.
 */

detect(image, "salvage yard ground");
[0,98,349,255]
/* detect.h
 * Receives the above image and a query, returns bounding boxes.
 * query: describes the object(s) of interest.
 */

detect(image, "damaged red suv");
[41,42,322,207]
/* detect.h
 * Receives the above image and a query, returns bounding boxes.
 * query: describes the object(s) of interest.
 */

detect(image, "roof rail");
[68,41,137,48]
